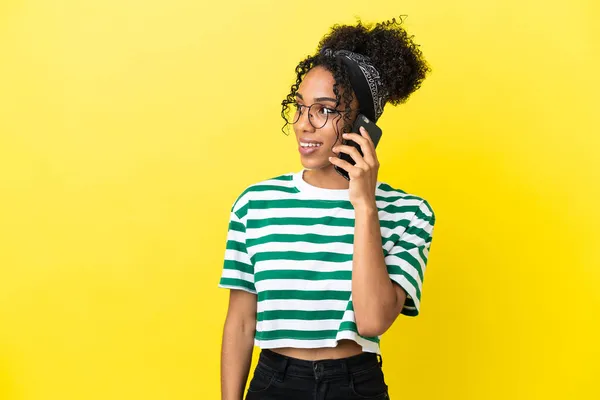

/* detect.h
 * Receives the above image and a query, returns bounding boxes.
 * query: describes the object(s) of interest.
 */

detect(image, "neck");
[302,165,350,190]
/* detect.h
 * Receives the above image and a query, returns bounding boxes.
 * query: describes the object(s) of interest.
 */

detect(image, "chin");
[300,158,332,170]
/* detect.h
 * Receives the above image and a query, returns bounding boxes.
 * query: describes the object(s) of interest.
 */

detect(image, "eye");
[317,105,336,115]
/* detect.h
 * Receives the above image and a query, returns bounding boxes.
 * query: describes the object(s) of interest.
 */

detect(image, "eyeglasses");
[284,102,353,129]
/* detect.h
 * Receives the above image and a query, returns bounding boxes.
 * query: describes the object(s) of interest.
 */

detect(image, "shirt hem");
[254,335,381,354]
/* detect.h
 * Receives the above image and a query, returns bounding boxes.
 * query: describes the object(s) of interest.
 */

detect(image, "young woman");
[219,17,435,400]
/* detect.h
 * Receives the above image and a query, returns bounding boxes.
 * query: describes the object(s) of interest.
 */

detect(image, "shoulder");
[230,171,296,217]
[376,181,435,224]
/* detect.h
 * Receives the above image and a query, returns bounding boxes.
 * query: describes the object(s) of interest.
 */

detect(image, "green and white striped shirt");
[219,169,436,354]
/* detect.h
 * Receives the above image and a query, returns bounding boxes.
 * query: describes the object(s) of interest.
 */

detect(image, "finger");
[358,119,375,147]
[341,132,377,165]
[332,144,368,168]
[328,156,360,177]
[342,132,370,149]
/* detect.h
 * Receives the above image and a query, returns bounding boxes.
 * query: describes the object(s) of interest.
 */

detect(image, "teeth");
[300,142,322,148]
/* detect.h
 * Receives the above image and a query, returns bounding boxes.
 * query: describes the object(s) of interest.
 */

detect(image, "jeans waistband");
[257,349,382,380]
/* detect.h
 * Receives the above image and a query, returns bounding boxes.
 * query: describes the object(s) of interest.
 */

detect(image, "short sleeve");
[218,194,256,294]
[385,199,436,316]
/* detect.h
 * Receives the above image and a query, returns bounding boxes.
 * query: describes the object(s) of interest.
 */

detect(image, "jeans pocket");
[247,365,276,393]
[349,365,389,399]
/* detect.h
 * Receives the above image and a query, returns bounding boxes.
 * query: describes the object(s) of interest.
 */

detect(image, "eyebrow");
[295,93,337,104]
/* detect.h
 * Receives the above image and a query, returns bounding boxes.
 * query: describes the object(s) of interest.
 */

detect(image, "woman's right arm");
[220,289,257,400]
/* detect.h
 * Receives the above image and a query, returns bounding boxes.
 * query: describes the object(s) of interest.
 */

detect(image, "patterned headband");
[320,47,388,122]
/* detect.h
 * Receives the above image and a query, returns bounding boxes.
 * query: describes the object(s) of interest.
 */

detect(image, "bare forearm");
[352,203,399,336]
[221,318,255,400]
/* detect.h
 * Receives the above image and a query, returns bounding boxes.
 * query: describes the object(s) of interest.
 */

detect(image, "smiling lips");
[298,140,323,155]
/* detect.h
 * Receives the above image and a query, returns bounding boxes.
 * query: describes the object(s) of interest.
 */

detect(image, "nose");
[295,107,316,133]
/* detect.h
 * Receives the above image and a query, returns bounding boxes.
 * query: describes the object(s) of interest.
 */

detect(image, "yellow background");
[1,0,599,399]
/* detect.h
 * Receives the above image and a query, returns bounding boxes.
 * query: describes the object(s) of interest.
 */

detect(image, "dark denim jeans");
[245,349,390,400]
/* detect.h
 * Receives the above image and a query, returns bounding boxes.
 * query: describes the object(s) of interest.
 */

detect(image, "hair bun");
[317,16,430,106]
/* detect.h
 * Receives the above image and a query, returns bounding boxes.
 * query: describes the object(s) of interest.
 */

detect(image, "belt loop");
[377,353,383,367]
[312,361,318,380]
[344,358,352,383]
[279,357,289,381]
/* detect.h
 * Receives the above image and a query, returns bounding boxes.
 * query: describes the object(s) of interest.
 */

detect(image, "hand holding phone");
[334,114,383,181]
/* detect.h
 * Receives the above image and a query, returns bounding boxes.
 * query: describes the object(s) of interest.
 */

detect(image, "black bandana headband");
[320,47,388,122]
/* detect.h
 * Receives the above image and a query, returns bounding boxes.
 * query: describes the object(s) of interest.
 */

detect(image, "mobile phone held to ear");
[334,114,383,181]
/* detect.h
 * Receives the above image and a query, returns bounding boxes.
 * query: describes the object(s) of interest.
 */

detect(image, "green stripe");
[387,250,425,282]
[252,199,354,210]
[269,174,293,181]
[236,202,249,220]
[250,199,421,214]
[387,267,422,299]
[377,183,407,195]
[247,232,408,250]
[245,185,298,194]
[420,199,435,222]
[219,278,255,292]
[236,174,294,200]
[228,220,245,233]
[225,239,246,253]
[245,212,413,230]
[256,329,338,341]
[389,238,419,251]
[404,225,432,242]
[258,290,350,301]
[338,320,358,332]
[253,251,352,263]
[382,233,401,252]
[376,195,411,203]
[222,259,253,275]
[247,233,355,247]
[414,206,434,224]
[257,309,345,321]
[338,321,380,343]
[379,218,411,230]
[379,203,420,215]
[384,235,431,261]
[418,246,429,263]
[248,217,355,229]
[255,270,351,282]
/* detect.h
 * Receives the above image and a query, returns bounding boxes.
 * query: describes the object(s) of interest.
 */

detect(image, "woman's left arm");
[352,203,407,337]
[330,125,406,337]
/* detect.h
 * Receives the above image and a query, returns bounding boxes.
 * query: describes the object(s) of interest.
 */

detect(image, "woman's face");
[293,66,359,171]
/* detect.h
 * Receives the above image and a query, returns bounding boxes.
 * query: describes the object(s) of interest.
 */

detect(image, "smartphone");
[334,114,383,181]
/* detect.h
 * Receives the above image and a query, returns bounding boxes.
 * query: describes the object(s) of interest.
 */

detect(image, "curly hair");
[280,16,431,140]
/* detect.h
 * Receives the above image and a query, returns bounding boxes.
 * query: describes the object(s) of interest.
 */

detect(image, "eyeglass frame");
[286,101,357,129]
